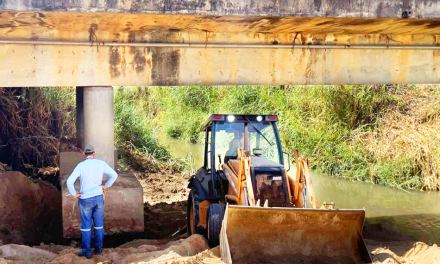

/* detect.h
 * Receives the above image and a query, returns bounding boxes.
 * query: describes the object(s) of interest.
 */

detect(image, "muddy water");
[160,136,440,244]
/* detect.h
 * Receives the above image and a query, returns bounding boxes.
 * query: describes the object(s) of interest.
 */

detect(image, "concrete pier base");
[83,87,115,168]
[60,152,144,238]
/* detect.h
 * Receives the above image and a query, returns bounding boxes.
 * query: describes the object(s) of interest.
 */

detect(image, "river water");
[159,135,440,244]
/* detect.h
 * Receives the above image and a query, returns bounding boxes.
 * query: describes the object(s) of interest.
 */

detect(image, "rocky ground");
[1,170,440,263]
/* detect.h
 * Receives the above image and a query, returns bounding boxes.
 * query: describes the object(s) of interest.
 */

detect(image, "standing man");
[67,145,118,259]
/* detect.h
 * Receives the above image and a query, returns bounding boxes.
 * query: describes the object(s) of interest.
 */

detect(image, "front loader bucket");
[220,205,372,264]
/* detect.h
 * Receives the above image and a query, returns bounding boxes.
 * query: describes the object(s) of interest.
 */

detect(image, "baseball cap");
[84,144,95,154]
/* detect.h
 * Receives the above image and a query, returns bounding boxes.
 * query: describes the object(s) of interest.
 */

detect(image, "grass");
[353,86,440,190]
[3,85,437,191]
[114,87,190,175]
[0,87,76,170]
[136,85,440,191]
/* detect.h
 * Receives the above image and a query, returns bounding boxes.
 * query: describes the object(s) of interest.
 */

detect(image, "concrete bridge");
[2,0,440,175]
[2,0,440,170]
[2,0,440,88]
[2,0,440,238]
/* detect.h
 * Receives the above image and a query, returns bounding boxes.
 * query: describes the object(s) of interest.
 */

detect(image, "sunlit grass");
[137,84,440,191]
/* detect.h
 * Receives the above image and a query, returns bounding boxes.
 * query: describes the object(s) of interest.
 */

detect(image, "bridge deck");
[1,0,440,86]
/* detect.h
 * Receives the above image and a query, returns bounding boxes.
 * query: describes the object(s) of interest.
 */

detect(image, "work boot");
[94,247,103,255]
[77,251,92,259]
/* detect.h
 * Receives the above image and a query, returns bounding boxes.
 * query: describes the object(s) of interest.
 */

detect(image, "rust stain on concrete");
[109,46,121,79]
[3,11,440,45]
[151,48,180,86]
[130,47,147,74]
[121,46,127,76]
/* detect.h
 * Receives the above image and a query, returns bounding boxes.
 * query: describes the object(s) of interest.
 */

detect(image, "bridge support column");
[83,86,115,168]
[63,87,143,239]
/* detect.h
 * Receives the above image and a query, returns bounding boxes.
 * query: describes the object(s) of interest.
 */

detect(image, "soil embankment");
[0,172,62,245]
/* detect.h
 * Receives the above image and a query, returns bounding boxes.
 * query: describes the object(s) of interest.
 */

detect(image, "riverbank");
[132,85,440,191]
[1,86,438,192]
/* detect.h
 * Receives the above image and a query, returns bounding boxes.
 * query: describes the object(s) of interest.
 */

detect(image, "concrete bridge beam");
[2,43,440,86]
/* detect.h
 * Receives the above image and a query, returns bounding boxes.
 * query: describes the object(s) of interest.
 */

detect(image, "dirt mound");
[121,234,209,263]
[370,242,440,263]
[0,235,211,264]
[0,172,62,245]
[144,247,223,264]
[363,221,440,263]
[44,235,210,264]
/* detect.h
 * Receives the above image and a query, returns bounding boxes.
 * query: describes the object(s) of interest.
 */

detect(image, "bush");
[0,87,76,170]
[139,84,440,190]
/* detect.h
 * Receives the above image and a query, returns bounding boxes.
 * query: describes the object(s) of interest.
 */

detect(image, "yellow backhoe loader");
[187,114,371,264]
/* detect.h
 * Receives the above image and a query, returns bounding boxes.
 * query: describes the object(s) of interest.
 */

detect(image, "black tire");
[187,190,205,236]
[187,190,197,236]
[207,203,225,247]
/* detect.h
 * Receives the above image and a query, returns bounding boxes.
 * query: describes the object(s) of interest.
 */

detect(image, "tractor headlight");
[256,116,263,122]
[227,115,235,122]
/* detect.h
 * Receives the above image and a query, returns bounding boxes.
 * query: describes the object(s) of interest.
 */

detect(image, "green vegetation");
[0,87,76,170]
[114,87,187,174]
[2,85,439,191]
[0,87,189,175]
[132,85,440,191]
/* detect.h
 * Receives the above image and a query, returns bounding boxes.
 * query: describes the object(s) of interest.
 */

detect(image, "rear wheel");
[207,203,225,247]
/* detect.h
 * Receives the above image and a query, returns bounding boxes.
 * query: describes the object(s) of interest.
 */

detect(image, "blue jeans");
[78,195,104,254]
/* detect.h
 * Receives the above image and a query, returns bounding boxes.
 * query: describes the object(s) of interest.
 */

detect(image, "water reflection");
[158,134,205,168]
[312,172,440,218]
[159,135,440,244]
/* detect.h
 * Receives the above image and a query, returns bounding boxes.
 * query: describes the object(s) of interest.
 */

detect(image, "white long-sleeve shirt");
[66,158,118,199]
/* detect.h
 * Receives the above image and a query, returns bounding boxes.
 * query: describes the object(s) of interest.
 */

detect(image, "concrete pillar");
[83,87,115,168]
[76,87,84,149]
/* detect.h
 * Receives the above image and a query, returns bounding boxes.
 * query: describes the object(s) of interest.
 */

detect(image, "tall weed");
[141,85,440,190]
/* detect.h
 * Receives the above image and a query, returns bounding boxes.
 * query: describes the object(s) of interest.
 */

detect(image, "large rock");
[0,244,57,259]
[0,172,62,245]
[60,152,144,238]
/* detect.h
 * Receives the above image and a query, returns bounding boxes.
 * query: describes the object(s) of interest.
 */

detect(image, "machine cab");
[197,114,289,205]
[202,114,284,170]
